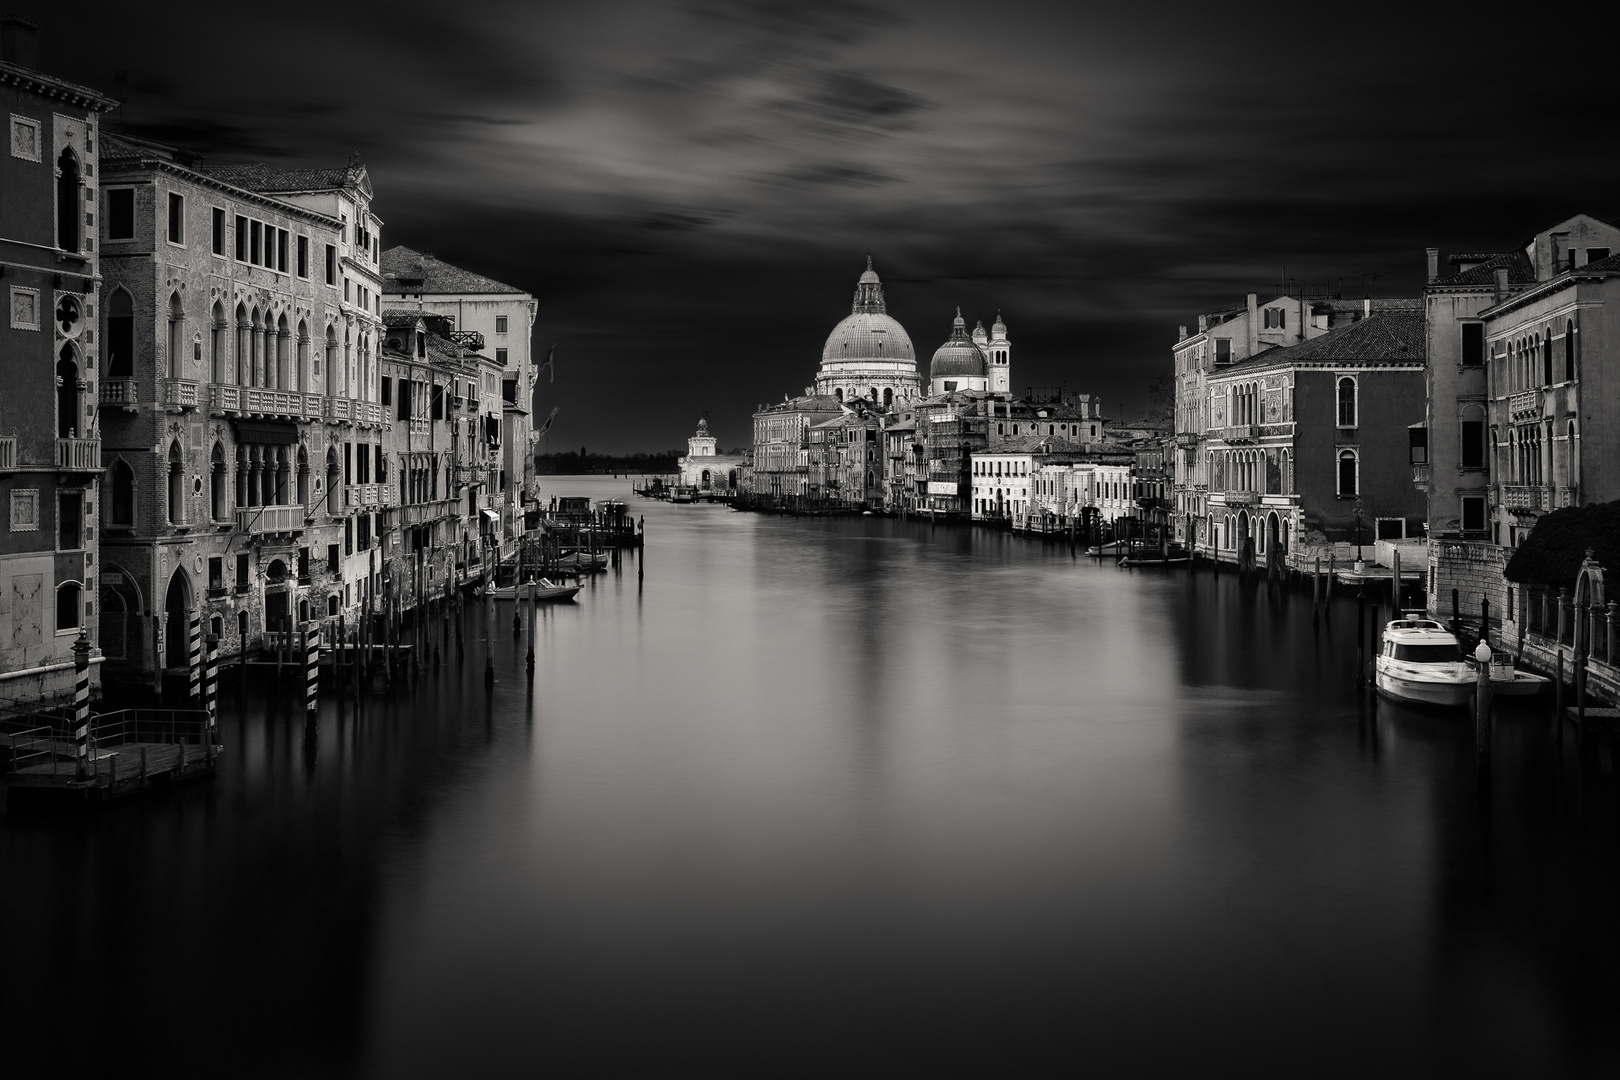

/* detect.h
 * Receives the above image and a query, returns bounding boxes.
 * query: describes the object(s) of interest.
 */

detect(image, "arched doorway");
[700,469,711,490]
[57,347,79,437]
[1236,509,1252,569]
[164,569,191,671]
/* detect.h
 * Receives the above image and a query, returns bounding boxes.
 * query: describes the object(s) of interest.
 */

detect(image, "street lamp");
[1353,500,1364,569]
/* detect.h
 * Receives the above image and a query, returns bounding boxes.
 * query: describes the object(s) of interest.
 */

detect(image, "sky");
[22,1,1620,452]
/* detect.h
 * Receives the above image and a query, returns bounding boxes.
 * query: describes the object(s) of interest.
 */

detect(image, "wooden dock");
[3,708,214,806]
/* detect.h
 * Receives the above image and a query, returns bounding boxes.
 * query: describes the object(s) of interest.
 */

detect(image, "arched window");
[167,441,185,524]
[1569,420,1579,488]
[1336,377,1357,427]
[56,580,82,632]
[883,387,893,407]
[325,325,338,396]
[834,388,843,403]
[276,314,291,390]
[296,320,309,394]
[211,443,227,520]
[1565,319,1576,382]
[56,346,79,438]
[1338,449,1358,497]
[235,445,246,508]
[235,303,250,385]
[57,148,81,252]
[249,308,262,387]
[297,447,310,506]
[106,289,134,378]
[110,459,135,526]
[167,292,185,379]
[325,447,340,508]
[1460,403,1487,469]
[1541,331,1552,386]
[211,302,228,383]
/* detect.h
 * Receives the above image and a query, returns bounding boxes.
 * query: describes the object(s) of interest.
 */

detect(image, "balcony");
[344,483,381,510]
[162,378,201,412]
[241,388,306,419]
[212,385,240,414]
[1412,464,1431,489]
[1501,484,1549,511]
[1508,390,1541,422]
[1174,432,1201,447]
[1221,424,1261,443]
[390,499,459,528]
[454,465,484,487]
[236,504,304,535]
[355,401,385,428]
[55,436,100,472]
[1220,490,1259,506]
[0,435,14,471]
[324,396,352,424]
[99,378,138,409]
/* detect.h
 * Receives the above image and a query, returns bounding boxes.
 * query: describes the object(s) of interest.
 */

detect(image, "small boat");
[487,578,581,602]
[1473,660,1550,697]
[555,550,609,571]
[1087,540,1129,557]
[1375,617,1474,707]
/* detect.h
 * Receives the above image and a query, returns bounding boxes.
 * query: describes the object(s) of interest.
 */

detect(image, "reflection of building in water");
[677,418,746,493]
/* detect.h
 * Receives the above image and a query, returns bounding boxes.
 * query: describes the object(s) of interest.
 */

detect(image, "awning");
[233,420,299,444]
[481,509,500,526]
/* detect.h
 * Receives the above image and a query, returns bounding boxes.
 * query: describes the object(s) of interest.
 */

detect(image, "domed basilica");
[813,258,1010,407]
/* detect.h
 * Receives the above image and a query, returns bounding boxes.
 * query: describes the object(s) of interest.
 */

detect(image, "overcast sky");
[26,1,1620,452]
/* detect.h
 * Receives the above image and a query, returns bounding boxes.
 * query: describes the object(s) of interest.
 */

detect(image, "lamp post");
[1353,501,1365,572]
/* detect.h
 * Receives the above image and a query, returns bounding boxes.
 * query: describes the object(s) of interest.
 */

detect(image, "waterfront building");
[0,25,118,704]
[808,408,885,508]
[1199,305,1426,568]
[970,437,1092,522]
[95,132,382,689]
[677,417,745,495]
[378,310,503,602]
[815,258,923,407]
[381,246,539,559]
[751,394,842,499]
[1418,215,1620,626]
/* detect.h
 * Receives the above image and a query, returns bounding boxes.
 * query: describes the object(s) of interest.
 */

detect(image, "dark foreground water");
[6,476,1620,1077]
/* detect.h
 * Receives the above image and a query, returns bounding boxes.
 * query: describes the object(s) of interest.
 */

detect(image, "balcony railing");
[344,483,381,509]
[1412,464,1431,487]
[356,401,385,428]
[99,378,138,408]
[1220,490,1259,506]
[163,378,201,411]
[1501,484,1549,511]
[325,396,351,423]
[1221,424,1260,443]
[1508,390,1541,422]
[56,437,100,471]
[212,385,240,414]
[0,435,15,470]
[236,504,304,535]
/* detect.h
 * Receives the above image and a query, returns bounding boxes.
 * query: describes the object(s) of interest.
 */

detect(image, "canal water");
[5,475,1620,1077]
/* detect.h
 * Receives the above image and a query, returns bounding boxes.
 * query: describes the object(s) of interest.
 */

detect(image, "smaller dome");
[858,254,880,285]
[929,307,988,380]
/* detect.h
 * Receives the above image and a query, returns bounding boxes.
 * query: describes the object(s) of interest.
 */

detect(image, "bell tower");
[989,312,1011,394]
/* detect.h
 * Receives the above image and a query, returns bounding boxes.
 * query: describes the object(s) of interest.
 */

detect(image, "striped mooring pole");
[188,609,202,704]
[72,630,91,780]
[204,632,219,744]
[305,624,320,719]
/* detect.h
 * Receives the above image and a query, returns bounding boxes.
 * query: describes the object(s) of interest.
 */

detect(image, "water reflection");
[5,477,1620,1076]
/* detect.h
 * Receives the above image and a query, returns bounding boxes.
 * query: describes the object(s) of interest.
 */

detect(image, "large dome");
[823,311,916,363]
[930,308,987,380]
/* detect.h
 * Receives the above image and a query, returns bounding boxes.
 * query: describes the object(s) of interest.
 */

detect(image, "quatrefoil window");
[55,295,82,338]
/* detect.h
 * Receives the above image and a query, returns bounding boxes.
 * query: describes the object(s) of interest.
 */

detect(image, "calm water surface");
[6,476,1620,1076]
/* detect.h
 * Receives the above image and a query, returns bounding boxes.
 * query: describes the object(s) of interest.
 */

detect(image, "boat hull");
[1375,665,1474,708]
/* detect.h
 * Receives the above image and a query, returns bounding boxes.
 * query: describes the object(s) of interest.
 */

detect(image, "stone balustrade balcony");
[1509,389,1541,422]
[1500,484,1549,511]
[237,504,304,535]
[163,378,201,411]
[99,378,138,409]
[0,435,16,471]
[56,436,100,472]
[1221,424,1261,443]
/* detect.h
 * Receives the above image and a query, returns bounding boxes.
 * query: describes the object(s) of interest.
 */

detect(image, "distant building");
[0,24,118,704]
[678,418,746,494]
[752,394,842,499]
[970,437,1094,521]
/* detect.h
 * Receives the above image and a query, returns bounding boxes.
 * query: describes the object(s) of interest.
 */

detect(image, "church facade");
[677,418,746,494]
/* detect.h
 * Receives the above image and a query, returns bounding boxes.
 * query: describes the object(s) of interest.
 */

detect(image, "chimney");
[1177,325,1187,342]
[0,17,41,69]
[1246,293,1258,356]
[1363,298,1371,319]
[1197,314,1208,332]
[1493,266,1509,304]
[1425,247,1439,284]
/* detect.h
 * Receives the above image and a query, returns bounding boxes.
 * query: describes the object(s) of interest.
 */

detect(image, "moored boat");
[487,578,581,602]
[1374,617,1473,707]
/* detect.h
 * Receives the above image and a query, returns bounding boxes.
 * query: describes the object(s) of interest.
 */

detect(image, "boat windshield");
[1393,643,1462,663]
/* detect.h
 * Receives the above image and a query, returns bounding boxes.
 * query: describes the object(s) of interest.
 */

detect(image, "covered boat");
[1374,617,1474,707]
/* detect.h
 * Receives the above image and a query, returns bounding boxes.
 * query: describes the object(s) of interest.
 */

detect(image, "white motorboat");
[1374,617,1473,707]
[487,578,581,602]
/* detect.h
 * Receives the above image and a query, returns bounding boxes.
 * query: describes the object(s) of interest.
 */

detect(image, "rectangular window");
[1461,419,1486,468]
[1461,323,1483,365]
[106,189,135,240]
[250,220,261,264]
[57,491,82,550]
[167,192,185,244]
[325,244,337,285]
[1214,339,1232,363]
[327,543,340,573]
[496,348,508,366]
[345,516,354,556]
[1409,426,1428,465]
[297,547,309,582]
[495,315,508,333]
[432,386,444,420]
[1589,248,1610,264]
[297,235,309,278]
[380,376,392,406]
[344,279,350,303]
[277,229,288,272]
[344,442,352,485]
[209,557,224,593]
[235,214,248,260]
[211,207,225,254]
[236,552,250,592]
[1461,495,1486,533]
[397,380,411,420]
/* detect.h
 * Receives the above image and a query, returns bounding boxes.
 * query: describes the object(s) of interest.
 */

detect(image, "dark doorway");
[164,571,190,670]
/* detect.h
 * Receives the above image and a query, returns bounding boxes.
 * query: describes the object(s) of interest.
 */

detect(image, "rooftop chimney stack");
[1178,325,1187,343]
[0,17,41,69]
[1493,266,1509,304]
[1246,293,1258,356]
[1426,247,1439,284]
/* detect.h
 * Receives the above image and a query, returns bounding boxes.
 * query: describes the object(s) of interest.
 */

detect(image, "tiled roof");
[380,310,424,329]
[1223,311,1424,371]
[1430,249,1536,288]
[1579,252,1620,274]
[202,161,363,193]
[381,245,524,296]
[977,436,1095,456]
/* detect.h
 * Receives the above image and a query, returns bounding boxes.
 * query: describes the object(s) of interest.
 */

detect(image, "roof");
[929,309,987,380]
[1219,310,1425,372]
[756,394,843,416]
[1504,501,1620,585]
[0,58,119,111]
[202,159,371,196]
[381,310,424,329]
[381,246,524,296]
[1429,249,1536,288]
[975,436,1095,457]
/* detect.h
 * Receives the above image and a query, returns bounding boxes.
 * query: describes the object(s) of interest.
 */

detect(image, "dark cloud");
[17,0,1620,450]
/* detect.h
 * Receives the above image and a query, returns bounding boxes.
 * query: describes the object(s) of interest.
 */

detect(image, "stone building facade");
[677,417,745,494]
[0,31,117,705]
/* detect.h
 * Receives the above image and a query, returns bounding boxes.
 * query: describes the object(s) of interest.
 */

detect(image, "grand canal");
[5,475,1620,1077]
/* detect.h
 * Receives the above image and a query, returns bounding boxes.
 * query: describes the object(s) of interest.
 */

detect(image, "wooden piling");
[1475,640,1492,773]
